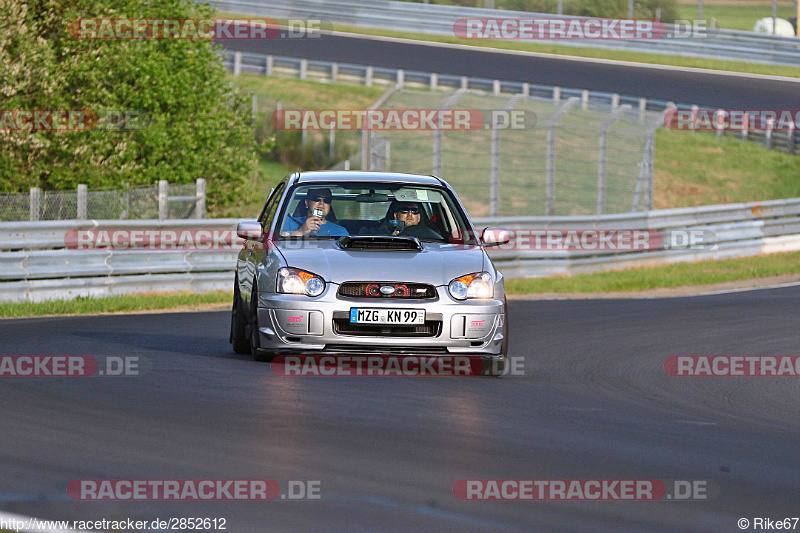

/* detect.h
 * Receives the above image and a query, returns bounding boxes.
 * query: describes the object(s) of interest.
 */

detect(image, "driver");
[282,188,349,237]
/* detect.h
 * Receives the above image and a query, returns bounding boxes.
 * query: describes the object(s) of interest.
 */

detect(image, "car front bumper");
[256,284,505,359]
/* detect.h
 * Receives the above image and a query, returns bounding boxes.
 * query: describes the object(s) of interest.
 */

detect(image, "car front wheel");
[230,280,251,355]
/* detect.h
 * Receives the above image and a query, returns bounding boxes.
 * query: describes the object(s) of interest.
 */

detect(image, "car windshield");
[276,183,476,243]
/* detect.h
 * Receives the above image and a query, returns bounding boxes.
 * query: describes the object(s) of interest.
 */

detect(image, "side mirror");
[237,220,263,240]
[480,227,511,246]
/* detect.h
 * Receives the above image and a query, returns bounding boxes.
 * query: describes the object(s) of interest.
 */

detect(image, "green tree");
[0,0,252,209]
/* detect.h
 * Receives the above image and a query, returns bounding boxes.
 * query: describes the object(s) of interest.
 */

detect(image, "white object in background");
[753,17,796,36]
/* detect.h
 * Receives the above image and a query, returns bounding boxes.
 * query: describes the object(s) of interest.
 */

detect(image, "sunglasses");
[310,196,332,204]
[397,208,420,215]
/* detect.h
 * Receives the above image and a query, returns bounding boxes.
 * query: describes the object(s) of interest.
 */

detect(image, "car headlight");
[278,267,325,297]
[448,272,493,300]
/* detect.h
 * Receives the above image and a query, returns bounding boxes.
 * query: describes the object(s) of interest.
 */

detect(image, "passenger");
[282,188,349,237]
[381,201,443,240]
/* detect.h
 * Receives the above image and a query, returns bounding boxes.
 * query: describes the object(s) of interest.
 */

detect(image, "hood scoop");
[337,236,422,251]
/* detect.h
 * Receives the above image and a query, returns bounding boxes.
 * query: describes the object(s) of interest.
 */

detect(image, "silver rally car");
[230,171,510,374]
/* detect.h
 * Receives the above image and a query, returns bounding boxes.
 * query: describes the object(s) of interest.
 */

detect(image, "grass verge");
[0,291,231,319]
[505,250,800,293]
[216,12,800,79]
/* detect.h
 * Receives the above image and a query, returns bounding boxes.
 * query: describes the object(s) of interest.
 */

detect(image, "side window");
[258,183,285,229]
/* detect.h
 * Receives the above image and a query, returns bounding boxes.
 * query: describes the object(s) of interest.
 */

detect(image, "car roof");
[291,171,444,187]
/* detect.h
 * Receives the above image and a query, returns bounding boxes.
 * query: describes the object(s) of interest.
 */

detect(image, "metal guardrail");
[222,50,800,155]
[3,198,800,301]
[210,0,800,67]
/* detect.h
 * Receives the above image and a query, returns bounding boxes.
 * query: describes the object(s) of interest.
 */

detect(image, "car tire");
[250,283,274,363]
[230,279,251,355]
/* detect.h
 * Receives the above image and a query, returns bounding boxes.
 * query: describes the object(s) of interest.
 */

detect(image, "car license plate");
[350,308,426,325]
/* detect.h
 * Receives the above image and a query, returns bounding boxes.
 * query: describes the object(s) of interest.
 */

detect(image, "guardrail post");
[611,93,620,110]
[251,94,257,125]
[396,69,404,88]
[493,80,501,95]
[546,98,579,216]
[331,62,338,83]
[581,90,589,110]
[233,51,242,76]
[522,83,530,96]
[597,105,630,215]
[77,184,87,220]
[329,128,336,160]
[158,180,168,221]
[690,105,699,132]
[741,113,749,141]
[29,187,40,222]
[553,86,561,102]
[195,179,206,219]
[299,59,308,80]
[265,55,273,76]
[460,76,468,90]
[430,73,438,91]
[365,66,373,87]
[715,109,726,138]
[787,122,796,154]
[766,117,774,149]
[638,98,647,123]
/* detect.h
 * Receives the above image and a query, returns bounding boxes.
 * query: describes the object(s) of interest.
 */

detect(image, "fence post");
[545,98,579,216]
[158,180,168,221]
[77,184,87,220]
[251,94,257,125]
[432,89,466,177]
[766,116,774,149]
[29,187,40,222]
[741,113,749,141]
[329,128,336,160]
[195,179,206,219]
[596,106,629,215]
[233,51,242,76]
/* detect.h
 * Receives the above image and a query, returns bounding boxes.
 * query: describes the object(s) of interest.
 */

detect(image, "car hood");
[274,240,486,284]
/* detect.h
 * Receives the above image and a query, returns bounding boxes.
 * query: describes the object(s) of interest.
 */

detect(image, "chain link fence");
[365,89,668,216]
[0,181,205,221]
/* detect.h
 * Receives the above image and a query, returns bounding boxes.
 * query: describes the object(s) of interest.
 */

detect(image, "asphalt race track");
[220,32,800,109]
[2,287,799,531]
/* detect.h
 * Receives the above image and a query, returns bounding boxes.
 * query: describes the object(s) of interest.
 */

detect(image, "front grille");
[338,282,437,299]
[333,318,442,337]
[323,344,449,354]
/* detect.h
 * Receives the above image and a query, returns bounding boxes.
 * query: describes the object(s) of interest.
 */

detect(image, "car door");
[240,182,286,306]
